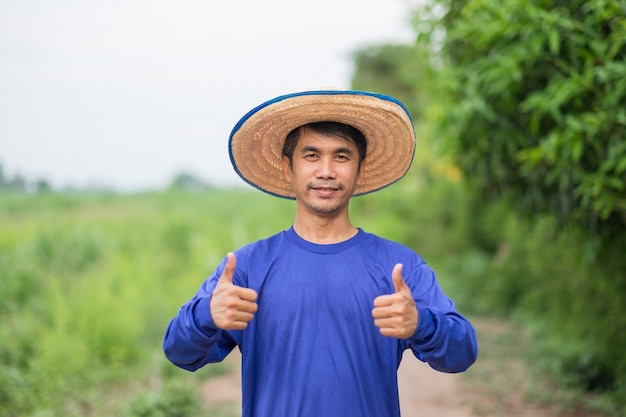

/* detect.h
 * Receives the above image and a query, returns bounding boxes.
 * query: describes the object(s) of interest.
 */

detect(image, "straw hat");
[228,89,416,199]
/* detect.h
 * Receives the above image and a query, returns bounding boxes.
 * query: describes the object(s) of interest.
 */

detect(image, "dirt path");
[199,318,601,417]
[397,352,472,417]
[200,350,471,417]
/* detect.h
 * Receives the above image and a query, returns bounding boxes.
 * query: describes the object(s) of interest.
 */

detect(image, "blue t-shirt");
[163,228,477,417]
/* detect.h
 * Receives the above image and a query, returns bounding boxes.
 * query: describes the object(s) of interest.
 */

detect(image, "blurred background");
[1,1,625,416]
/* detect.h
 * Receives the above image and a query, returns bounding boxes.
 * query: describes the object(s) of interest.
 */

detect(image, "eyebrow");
[300,145,355,155]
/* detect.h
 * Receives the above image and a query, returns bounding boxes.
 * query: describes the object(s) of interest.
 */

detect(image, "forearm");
[409,305,478,373]
[163,296,234,371]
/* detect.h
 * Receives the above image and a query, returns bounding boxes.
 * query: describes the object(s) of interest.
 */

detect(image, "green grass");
[0,189,294,417]
[1,183,623,416]
[0,186,430,416]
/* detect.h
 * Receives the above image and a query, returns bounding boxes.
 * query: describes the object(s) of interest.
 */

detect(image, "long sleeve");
[403,264,478,373]
[162,259,238,371]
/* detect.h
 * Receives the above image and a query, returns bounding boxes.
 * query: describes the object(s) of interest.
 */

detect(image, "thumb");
[392,263,408,293]
[220,252,237,284]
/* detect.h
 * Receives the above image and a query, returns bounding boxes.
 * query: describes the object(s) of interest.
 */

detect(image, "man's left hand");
[372,263,419,339]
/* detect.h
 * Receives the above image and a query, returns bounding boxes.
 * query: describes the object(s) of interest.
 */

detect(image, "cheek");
[342,165,362,181]
[290,162,314,179]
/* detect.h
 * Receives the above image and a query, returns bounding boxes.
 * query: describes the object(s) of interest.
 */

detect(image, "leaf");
[571,138,584,162]
[549,29,561,55]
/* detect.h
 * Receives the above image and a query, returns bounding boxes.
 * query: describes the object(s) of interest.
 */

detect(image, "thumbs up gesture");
[372,264,419,339]
[210,252,258,330]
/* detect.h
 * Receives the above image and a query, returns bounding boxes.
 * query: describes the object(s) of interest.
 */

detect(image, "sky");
[0,0,418,191]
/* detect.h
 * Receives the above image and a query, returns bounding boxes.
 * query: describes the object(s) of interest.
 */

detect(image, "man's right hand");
[210,252,258,330]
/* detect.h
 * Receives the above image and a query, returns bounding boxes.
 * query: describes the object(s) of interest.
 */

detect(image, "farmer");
[163,90,478,417]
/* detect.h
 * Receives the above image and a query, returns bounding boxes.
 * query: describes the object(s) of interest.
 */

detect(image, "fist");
[371,263,419,339]
[210,252,258,330]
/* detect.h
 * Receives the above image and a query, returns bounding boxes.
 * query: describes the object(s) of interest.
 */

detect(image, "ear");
[357,160,366,184]
[281,155,292,181]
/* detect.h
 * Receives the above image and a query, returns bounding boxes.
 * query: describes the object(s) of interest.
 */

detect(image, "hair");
[282,121,367,168]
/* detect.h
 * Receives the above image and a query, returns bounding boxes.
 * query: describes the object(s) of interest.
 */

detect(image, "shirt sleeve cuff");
[412,304,437,342]
[192,296,221,339]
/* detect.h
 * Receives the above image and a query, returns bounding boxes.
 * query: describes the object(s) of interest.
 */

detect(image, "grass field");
[1,187,428,416]
[0,189,297,416]
[2,185,618,417]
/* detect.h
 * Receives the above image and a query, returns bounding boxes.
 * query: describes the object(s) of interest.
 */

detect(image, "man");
[163,90,478,417]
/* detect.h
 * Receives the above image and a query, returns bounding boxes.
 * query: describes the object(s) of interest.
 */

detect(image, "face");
[282,129,364,217]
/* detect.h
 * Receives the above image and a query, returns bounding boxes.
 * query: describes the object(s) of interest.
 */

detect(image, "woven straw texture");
[229,91,415,199]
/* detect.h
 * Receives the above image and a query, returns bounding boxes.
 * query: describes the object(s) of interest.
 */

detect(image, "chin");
[309,201,346,215]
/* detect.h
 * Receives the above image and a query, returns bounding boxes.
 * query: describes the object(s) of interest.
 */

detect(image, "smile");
[309,184,343,197]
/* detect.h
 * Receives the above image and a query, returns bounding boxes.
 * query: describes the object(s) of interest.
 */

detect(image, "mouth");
[309,183,343,197]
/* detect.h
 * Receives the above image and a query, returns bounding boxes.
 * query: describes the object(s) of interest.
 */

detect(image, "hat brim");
[229,90,416,199]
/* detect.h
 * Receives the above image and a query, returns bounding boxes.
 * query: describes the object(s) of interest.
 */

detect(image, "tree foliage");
[352,44,432,120]
[417,0,626,237]
[398,1,626,412]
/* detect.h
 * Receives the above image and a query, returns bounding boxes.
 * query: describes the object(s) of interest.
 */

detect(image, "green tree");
[417,0,626,237]
[352,44,430,120]
[168,172,210,191]
[409,0,626,413]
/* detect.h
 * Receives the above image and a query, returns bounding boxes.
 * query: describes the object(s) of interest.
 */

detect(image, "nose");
[316,156,337,179]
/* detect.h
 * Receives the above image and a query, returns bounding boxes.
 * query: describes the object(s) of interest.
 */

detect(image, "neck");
[292,213,358,244]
